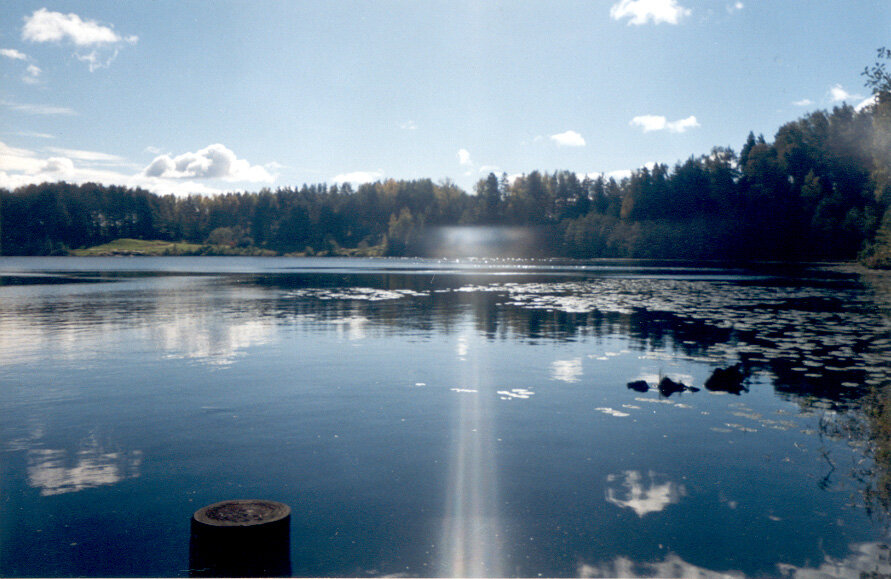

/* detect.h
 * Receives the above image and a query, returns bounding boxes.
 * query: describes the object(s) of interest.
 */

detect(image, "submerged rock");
[627,380,650,393]
[658,376,688,397]
[705,363,749,395]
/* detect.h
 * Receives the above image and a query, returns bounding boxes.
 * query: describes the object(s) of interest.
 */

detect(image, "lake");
[0,256,889,577]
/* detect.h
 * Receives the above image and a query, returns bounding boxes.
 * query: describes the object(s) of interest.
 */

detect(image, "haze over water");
[0,257,889,577]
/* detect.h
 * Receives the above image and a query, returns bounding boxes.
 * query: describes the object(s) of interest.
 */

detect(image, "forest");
[3,53,891,265]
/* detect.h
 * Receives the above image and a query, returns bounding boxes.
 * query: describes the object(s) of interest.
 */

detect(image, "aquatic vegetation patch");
[453,277,891,401]
[286,287,426,301]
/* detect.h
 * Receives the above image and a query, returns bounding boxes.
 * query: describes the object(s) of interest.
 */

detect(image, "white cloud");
[610,0,691,25]
[0,48,28,61]
[23,8,125,46]
[46,147,129,165]
[75,49,119,72]
[457,148,473,167]
[630,114,699,133]
[1,48,42,84]
[17,131,55,139]
[142,144,274,182]
[0,140,277,196]
[505,173,524,185]
[550,130,586,147]
[0,141,90,185]
[582,169,634,182]
[726,1,744,13]
[792,98,813,107]
[22,9,137,72]
[457,148,476,176]
[399,120,418,131]
[667,115,700,132]
[607,169,633,181]
[0,141,46,173]
[128,177,225,196]
[585,162,655,183]
[331,170,384,185]
[23,64,42,84]
[829,84,862,103]
[855,94,878,112]
[631,115,668,132]
[1,100,76,116]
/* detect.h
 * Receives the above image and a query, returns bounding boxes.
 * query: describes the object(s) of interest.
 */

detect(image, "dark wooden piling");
[189,499,291,577]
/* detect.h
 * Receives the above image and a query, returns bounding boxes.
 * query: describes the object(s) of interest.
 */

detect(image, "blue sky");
[1,1,889,195]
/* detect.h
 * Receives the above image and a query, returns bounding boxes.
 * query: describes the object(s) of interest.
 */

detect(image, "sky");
[1,1,889,196]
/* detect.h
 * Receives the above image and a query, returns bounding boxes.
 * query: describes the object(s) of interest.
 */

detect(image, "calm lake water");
[0,256,890,577]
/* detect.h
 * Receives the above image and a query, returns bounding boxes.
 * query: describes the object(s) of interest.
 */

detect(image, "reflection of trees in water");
[793,387,891,527]
[857,271,891,520]
[257,273,883,404]
[6,271,887,408]
[864,387,891,518]
[7,268,891,517]
[255,270,891,520]
[777,270,891,523]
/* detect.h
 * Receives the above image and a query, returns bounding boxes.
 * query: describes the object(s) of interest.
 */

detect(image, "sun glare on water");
[439,328,503,577]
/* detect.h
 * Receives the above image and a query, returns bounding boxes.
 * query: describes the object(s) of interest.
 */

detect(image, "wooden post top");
[192,500,291,528]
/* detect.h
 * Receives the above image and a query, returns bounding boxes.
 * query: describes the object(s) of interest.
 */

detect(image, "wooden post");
[189,500,291,577]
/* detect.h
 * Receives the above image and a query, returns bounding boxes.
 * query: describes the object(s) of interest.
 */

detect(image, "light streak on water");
[439,328,503,577]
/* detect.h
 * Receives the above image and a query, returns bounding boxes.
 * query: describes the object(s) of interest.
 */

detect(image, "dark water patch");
[746,295,847,312]
[0,274,112,286]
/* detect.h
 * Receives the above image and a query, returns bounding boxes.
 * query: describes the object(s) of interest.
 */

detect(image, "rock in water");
[705,363,748,395]
[627,380,650,393]
[658,376,687,397]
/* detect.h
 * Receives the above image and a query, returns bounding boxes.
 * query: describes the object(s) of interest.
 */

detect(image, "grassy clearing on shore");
[71,239,198,256]
[70,238,275,256]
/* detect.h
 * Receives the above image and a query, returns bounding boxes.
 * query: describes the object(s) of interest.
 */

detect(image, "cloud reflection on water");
[578,541,891,578]
[327,315,368,341]
[579,552,745,578]
[18,433,143,496]
[605,470,686,517]
[154,317,276,365]
[0,288,279,367]
[552,357,583,383]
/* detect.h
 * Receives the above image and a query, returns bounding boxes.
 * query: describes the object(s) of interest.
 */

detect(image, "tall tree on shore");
[476,172,502,224]
[861,48,891,266]
[864,48,891,204]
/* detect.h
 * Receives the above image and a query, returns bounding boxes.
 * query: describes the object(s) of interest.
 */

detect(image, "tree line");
[3,52,890,264]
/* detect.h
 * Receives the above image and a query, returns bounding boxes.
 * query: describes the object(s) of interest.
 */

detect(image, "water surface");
[0,257,889,577]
